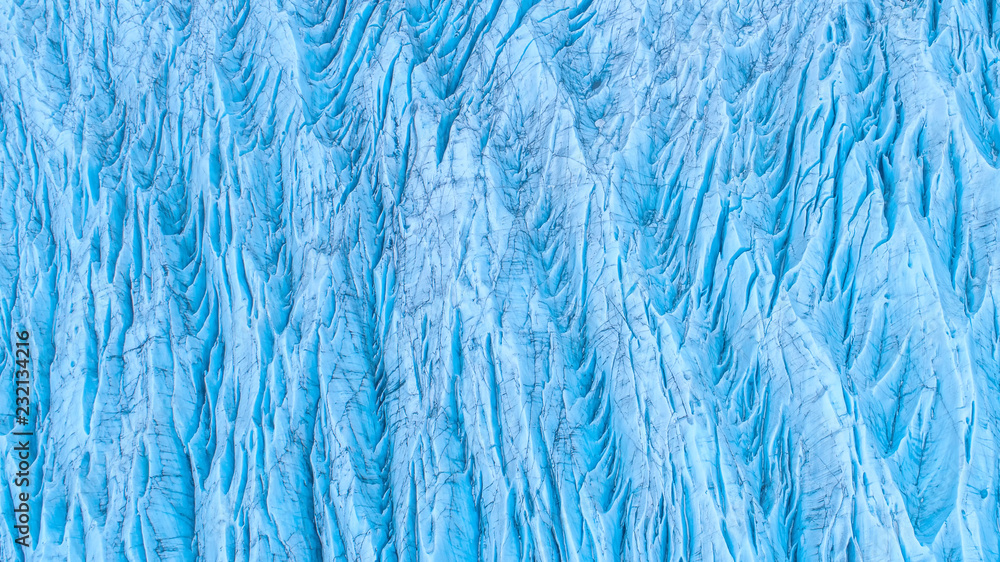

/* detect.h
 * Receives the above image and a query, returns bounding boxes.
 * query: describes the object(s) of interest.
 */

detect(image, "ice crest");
[0,0,997,560]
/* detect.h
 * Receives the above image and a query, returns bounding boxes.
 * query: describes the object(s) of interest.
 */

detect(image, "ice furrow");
[5,0,1000,560]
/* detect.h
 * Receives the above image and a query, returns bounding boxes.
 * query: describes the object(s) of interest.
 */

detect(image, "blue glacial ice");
[1,0,999,560]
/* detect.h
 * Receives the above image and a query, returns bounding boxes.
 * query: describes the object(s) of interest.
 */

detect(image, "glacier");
[1,0,999,559]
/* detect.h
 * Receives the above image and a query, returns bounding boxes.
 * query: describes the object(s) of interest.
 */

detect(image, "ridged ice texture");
[1,0,1000,559]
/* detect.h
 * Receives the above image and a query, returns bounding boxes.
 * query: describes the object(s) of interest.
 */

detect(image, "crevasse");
[1,0,998,560]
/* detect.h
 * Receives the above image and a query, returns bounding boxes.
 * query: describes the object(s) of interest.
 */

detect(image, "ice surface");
[0,0,999,559]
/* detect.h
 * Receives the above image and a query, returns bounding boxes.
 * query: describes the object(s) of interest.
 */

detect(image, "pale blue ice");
[0,0,997,560]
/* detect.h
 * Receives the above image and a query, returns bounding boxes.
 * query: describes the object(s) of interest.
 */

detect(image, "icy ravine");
[0,0,998,560]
